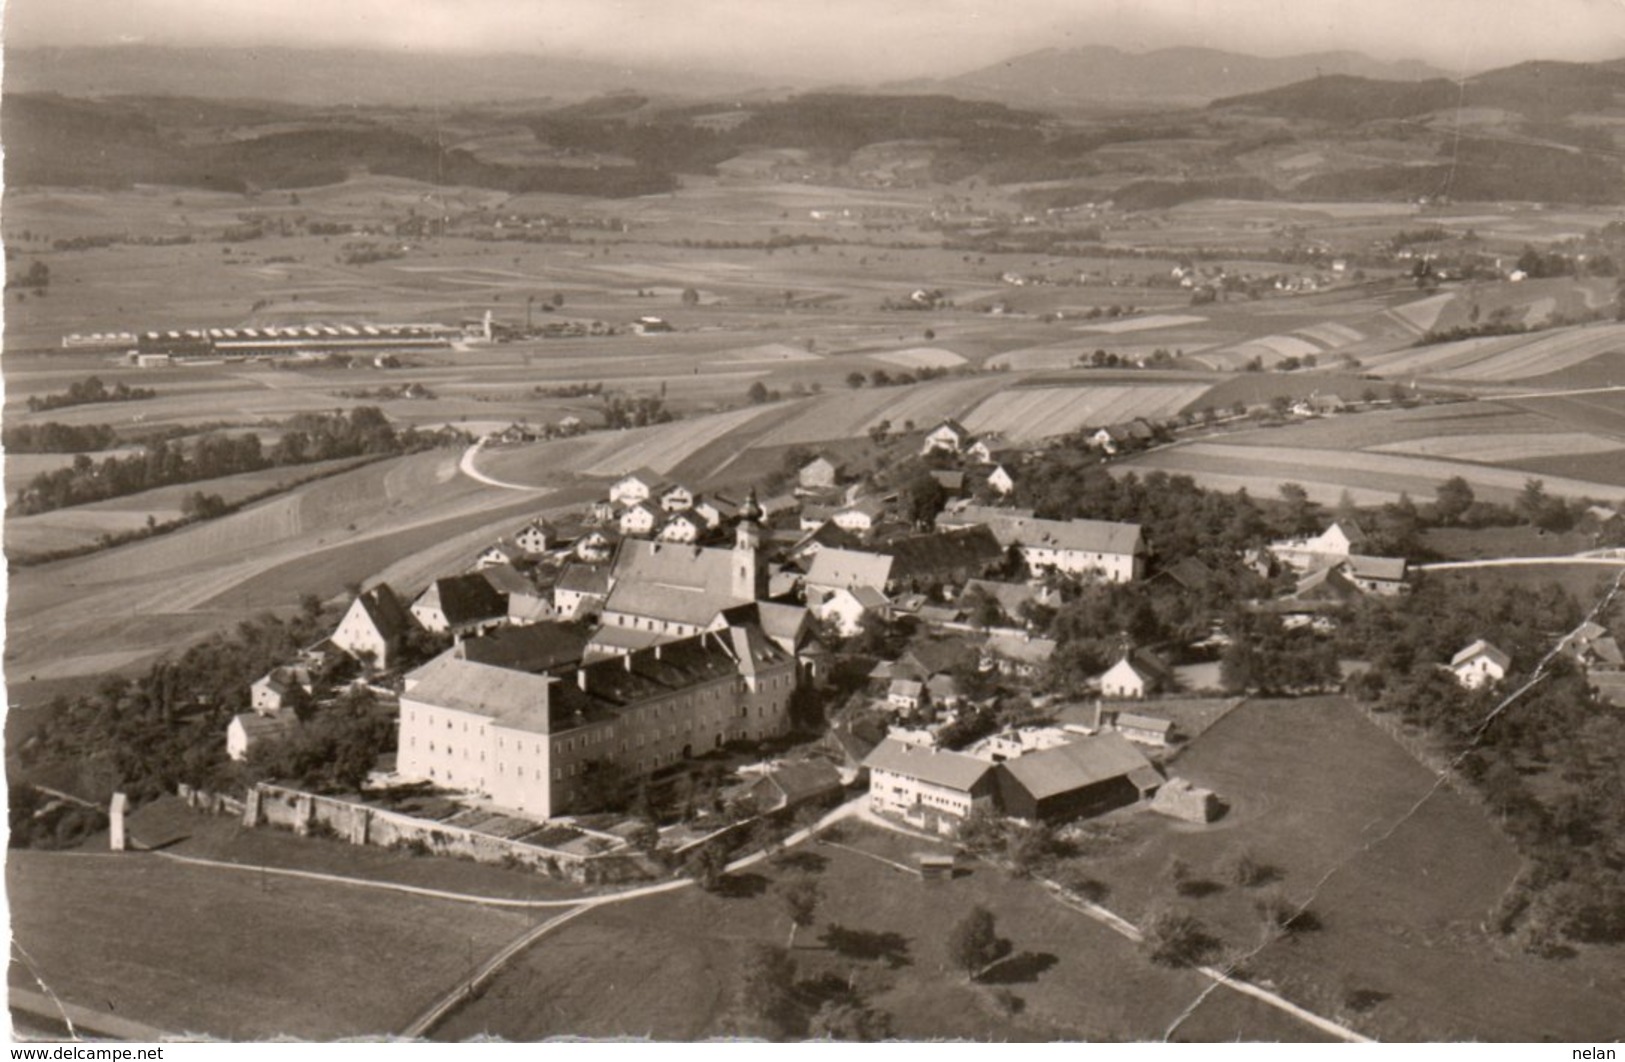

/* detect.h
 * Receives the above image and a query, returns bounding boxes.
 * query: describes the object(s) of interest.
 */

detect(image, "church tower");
[733,489,765,600]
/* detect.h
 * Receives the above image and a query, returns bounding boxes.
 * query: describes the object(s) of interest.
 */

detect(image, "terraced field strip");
[1448,325,1625,381]
[868,346,968,369]
[577,402,797,476]
[1130,441,1625,504]
[961,384,1211,441]
[1385,292,1454,335]
[752,376,1009,447]
[1368,431,1625,463]
[1075,313,1208,334]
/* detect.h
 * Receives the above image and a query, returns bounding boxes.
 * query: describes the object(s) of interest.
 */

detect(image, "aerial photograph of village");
[2,0,1624,1046]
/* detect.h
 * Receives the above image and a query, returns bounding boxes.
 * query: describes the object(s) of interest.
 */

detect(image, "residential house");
[982,632,1058,679]
[514,520,556,556]
[785,522,864,570]
[250,665,313,715]
[833,497,887,534]
[331,584,417,670]
[884,526,1005,593]
[1099,650,1170,699]
[994,732,1162,823]
[554,563,611,619]
[1112,711,1175,747]
[728,760,845,815]
[658,484,695,513]
[398,624,797,818]
[938,506,1146,583]
[1148,557,1219,595]
[620,502,662,537]
[928,469,966,495]
[987,464,1016,496]
[921,419,973,456]
[862,738,998,831]
[411,574,508,635]
[474,539,527,570]
[888,678,925,711]
[804,547,894,606]
[226,712,301,762]
[1451,639,1510,689]
[657,511,706,544]
[1342,554,1408,596]
[966,438,998,465]
[1268,520,1369,573]
[799,503,842,532]
[573,530,615,563]
[609,468,665,507]
[798,456,843,492]
[817,585,890,636]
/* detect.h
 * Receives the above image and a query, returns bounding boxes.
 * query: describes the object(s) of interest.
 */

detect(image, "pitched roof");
[402,657,558,734]
[603,540,752,626]
[576,628,788,710]
[354,583,414,640]
[939,506,1143,556]
[480,563,537,597]
[420,573,508,626]
[556,563,611,595]
[961,578,1038,617]
[886,526,1004,582]
[998,732,1157,801]
[762,760,845,805]
[1151,556,1218,591]
[616,467,663,488]
[983,632,1057,665]
[231,712,301,742]
[928,418,971,438]
[1343,554,1407,582]
[861,738,992,791]
[458,623,588,674]
[1114,711,1173,734]
[806,547,894,591]
[1451,639,1510,669]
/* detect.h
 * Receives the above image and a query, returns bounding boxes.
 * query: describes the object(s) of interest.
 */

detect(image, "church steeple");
[733,489,765,600]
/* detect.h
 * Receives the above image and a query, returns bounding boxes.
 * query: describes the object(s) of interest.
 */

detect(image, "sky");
[6,0,1625,79]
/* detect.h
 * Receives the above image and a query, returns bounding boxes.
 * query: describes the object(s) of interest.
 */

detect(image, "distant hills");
[9,43,1456,109]
[1213,59,1625,120]
[918,46,1453,108]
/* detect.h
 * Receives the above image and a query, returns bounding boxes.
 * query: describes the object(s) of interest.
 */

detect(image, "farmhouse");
[474,539,526,570]
[657,511,706,544]
[331,584,417,670]
[987,464,1016,496]
[863,738,997,831]
[817,584,890,636]
[981,632,1058,678]
[250,666,313,715]
[798,456,843,491]
[398,624,797,819]
[1451,639,1510,689]
[514,520,556,555]
[412,574,508,635]
[832,497,887,533]
[1341,554,1409,596]
[1112,710,1175,747]
[226,712,301,762]
[804,547,894,605]
[921,419,973,456]
[658,484,696,513]
[938,506,1145,582]
[994,732,1162,823]
[620,502,662,537]
[887,678,926,711]
[609,468,665,507]
[1098,650,1170,699]
[554,563,611,618]
[729,760,846,815]
[1268,520,1368,572]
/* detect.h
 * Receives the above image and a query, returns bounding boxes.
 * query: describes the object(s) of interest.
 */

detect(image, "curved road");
[458,437,551,492]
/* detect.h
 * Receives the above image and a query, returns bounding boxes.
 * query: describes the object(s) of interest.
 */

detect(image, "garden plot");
[867,346,968,370]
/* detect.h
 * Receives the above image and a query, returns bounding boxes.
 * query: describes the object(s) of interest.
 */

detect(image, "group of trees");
[3,421,121,453]
[242,688,398,794]
[602,393,673,430]
[26,375,155,413]
[14,407,448,515]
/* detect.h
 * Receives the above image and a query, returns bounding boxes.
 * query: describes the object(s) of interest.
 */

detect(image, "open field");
[1073,697,1625,1041]
[437,827,1320,1042]
[962,383,1211,440]
[7,848,535,1039]
[1364,323,1625,383]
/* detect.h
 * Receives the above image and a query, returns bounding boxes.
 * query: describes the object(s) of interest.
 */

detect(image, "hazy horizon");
[6,0,1625,83]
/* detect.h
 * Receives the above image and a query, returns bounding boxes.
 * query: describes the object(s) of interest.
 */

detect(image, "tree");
[946,904,1003,981]
[1141,906,1218,967]
[846,372,867,389]
[1434,476,1475,525]
[731,942,798,1040]
[747,380,771,405]
[899,473,947,529]
[680,287,700,306]
[685,842,729,892]
[807,999,893,1041]
[779,878,821,948]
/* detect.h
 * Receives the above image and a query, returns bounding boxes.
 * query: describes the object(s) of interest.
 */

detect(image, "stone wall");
[241,782,658,885]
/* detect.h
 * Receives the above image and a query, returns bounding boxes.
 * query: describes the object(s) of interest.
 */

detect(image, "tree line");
[26,375,155,413]
[12,406,453,516]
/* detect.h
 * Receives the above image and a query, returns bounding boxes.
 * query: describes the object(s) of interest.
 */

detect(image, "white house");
[921,419,973,456]
[1112,711,1174,747]
[1268,521,1369,573]
[609,468,664,507]
[833,498,886,533]
[798,456,841,491]
[987,464,1016,496]
[888,678,925,711]
[250,666,312,715]
[817,585,889,636]
[657,511,705,544]
[331,584,417,670]
[226,711,300,762]
[862,738,997,831]
[620,502,662,537]
[1099,652,1166,699]
[1451,639,1510,689]
[514,520,554,555]
[658,484,695,513]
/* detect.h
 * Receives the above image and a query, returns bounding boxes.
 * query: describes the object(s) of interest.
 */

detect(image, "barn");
[994,732,1163,823]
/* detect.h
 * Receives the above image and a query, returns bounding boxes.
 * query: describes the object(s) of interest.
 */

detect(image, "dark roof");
[575,627,790,711]
[424,573,508,626]
[885,525,1004,583]
[997,732,1157,802]
[480,563,538,597]
[356,583,415,640]
[762,760,845,807]
[555,563,611,595]
[1151,556,1218,591]
[457,623,589,674]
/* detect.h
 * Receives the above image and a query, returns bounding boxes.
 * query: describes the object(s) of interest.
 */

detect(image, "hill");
[931,46,1452,107]
[1213,58,1625,122]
